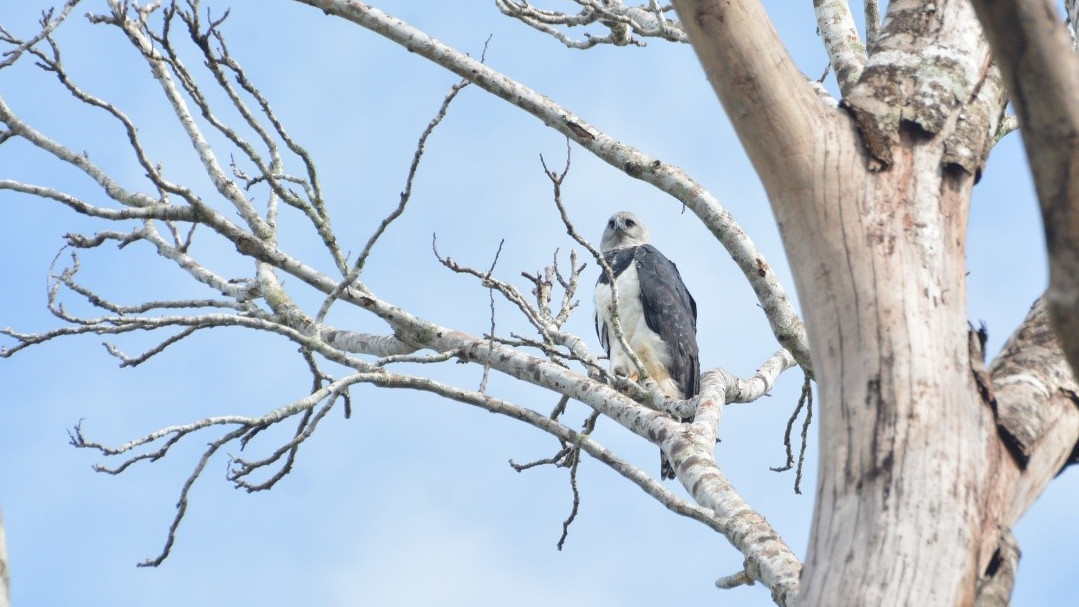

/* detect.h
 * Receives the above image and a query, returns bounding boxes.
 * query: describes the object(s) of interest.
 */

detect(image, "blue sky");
[0,1,1075,606]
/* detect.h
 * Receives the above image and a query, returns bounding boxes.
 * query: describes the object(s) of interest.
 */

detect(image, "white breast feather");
[595,263,680,398]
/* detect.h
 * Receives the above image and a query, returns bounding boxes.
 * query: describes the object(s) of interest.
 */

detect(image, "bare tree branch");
[715,568,754,590]
[0,181,194,221]
[863,0,881,49]
[671,368,801,605]
[511,402,601,551]
[812,0,866,96]
[994,114,1020,145]
[970,0,1079,383]
[318,77,472,323]
[167,3,342,268]
[1068,0,1079,48]
[69,369,369,565]
[0,90,160,208]
[769,371,813,494]
[89,4,271,238]
[987,297,1079,524]
[0,0,83,70]
[494,0,687,48]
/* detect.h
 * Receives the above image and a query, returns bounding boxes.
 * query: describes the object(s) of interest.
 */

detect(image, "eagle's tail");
[660,453,676,480]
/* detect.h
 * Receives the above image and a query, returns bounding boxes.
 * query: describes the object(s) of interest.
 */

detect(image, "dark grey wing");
[634,245,700,398]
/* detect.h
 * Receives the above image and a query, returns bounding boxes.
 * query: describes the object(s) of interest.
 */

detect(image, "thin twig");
[864,0,881,50]
[770,371,814,494]
[715,569,755,589]
[794,373,813,494]
[556,450,583,550]
[317,77,472,323]
[479,239,505,394]
[0,0,83,70]
[138,425,247,567]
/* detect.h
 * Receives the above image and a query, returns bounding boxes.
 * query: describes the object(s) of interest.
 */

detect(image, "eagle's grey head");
[600,211,651,252]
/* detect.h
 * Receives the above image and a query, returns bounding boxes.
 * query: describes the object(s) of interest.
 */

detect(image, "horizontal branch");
[0,180,195,221]
[495,0,687,48]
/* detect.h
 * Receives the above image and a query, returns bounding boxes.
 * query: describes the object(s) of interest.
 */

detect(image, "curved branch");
[372,371,726,534]
[970,0,1079,381]
[671,0,831,177]
[669,369,802,606]
[0,91,159,208]
[93,3,272,238]
[987,297,1079,526]
[341,288,803,601]
[0,181,194,221]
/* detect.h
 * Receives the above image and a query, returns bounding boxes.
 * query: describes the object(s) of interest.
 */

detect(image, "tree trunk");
[672,0,1079,605]
[0,500,9,607]
[792,122,995,607]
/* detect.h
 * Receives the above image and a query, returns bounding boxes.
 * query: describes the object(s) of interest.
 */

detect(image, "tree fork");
[672,0,1016,605]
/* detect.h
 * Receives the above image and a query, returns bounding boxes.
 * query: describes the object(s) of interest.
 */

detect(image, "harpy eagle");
[593,211,700,479]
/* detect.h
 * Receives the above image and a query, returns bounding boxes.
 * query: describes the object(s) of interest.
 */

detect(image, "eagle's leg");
[609,362,639,384]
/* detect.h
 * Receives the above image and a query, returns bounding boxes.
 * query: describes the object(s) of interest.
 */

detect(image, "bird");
[593,211,700,480]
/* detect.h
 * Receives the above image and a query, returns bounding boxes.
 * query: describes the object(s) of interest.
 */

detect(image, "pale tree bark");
[670,0,1079,606]
[0,500,9,607]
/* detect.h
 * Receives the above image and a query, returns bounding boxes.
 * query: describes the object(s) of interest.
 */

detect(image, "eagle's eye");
[625,218,636,228]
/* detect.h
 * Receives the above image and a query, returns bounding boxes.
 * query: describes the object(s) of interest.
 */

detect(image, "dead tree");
[2,1,1078,606]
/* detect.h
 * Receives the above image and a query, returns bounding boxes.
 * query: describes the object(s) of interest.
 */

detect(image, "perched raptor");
[593,211,700,479]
